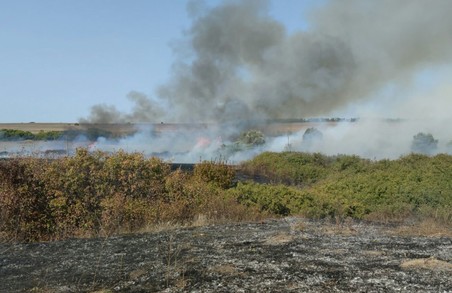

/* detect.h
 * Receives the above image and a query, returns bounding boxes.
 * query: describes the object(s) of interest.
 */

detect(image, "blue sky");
[0,0,320,123]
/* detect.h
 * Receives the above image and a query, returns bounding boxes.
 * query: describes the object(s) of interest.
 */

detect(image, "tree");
[302,127,323,149]
[237,130,265,146]
[411,132,438,155]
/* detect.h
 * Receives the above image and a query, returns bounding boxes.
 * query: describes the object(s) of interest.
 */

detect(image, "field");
[0,122,135,135]
[0,121,342,136]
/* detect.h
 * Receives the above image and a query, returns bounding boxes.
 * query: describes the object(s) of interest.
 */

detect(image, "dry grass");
[389,219,452,237]
[192,214,209,227]
[264,233,294,245]
[400,257,452,271]
[0,123,80,133]
[210,264,244,276]
[318,223,359,236]
[128,269,147,281]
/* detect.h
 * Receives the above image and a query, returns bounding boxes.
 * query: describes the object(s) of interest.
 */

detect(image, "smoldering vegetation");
[1,119,451,162]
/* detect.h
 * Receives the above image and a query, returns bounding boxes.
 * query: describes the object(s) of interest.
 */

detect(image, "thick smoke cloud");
[82,0,452,123]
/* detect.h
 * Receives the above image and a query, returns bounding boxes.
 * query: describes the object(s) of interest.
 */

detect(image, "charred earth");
[1,218,451,292]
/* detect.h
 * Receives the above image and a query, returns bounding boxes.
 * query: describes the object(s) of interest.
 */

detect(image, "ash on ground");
[1,218,451,292]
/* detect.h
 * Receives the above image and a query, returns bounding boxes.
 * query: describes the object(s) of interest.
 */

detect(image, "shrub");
[237,129,265,146]
[411,132,438,154]
[0,158,54,241]
[43,149,106,237]
[229,182,306,216]
[2,150,450,242]
[45,149,170,237]
[301,127,323,149]
[0,129,63,141]
[100,150,170,200]
[0,129,34,140]
[240,152,334,185]
[193,160,235,189]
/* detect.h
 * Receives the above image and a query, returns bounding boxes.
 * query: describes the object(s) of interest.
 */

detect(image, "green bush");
[238,152,451,223]
[240,152,334,185]
[229,182,307,216]
[34,130,62,140]
[0,129,35,140]
[0,129,63,141]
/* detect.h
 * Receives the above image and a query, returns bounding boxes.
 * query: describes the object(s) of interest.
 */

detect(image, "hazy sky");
[0,0,320,122]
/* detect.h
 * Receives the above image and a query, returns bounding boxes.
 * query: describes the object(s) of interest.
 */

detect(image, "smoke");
[81,91,163,123]
[74,0,452,161]
[82,0,452,123]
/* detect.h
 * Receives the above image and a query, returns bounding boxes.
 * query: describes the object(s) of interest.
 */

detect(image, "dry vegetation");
[0,150,261,242]
[0,149,451,243]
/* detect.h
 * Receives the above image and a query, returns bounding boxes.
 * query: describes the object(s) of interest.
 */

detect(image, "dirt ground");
[1,218,451,292]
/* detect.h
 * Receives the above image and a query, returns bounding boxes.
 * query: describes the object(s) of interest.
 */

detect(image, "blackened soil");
[1,218,451,292]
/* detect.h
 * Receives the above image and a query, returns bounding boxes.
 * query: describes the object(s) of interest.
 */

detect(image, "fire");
[195,137,211,149]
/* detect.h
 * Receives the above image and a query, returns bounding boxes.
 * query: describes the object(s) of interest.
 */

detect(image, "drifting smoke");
[83,0,452,123]
[80,91,163,123]
[75,0,452,161]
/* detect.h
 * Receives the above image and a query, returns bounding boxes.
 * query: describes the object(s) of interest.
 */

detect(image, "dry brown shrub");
[162,168,263,226]
[100,194,158,235]
[164,169,191,202]
[199,193,264,224]
[193,160,235,189]
[0,158,54,241]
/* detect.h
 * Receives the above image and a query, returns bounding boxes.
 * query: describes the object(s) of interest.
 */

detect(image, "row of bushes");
[1,150,450,242]
[238,152,452,223]
[0,128,124,141]
[0,149,259,242]
[0,129,62,141]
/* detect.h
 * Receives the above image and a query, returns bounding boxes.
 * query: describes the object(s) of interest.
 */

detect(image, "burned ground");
[1,218,450,292]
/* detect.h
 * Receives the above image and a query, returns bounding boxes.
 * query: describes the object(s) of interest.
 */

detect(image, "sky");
[0,0,321,123]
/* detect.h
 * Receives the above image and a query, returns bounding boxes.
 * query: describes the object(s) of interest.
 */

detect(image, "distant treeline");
[0,128,125,141]
[261,117,359,123]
